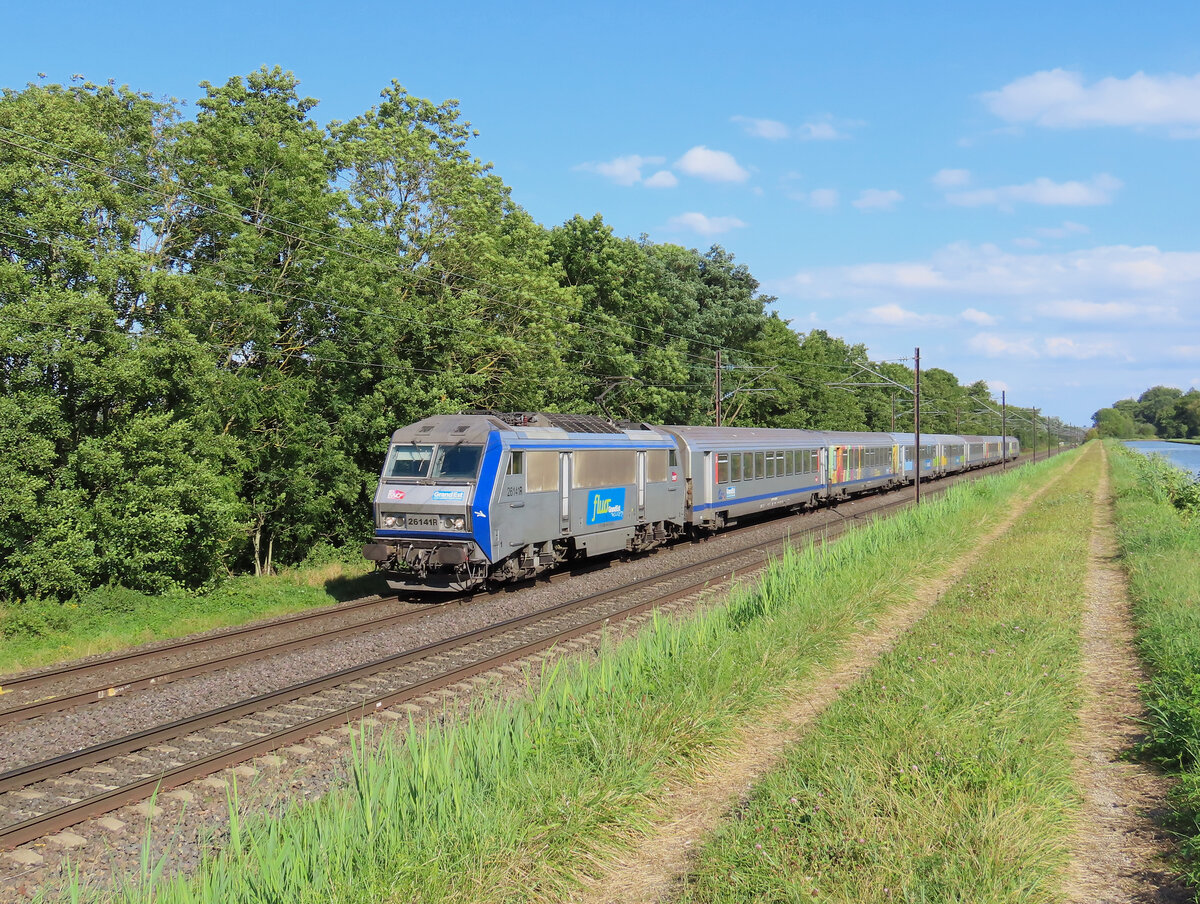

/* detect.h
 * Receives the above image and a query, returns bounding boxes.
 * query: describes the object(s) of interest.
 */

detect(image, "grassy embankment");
[60,456,1074,904]
[0,553,376,676]
[679,445,1100,902]
[1109,442,1200,884]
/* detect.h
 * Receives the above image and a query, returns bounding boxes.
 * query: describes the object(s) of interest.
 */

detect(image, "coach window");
[755,451,765,478]
[743,451,753,479]
[731,452,742,482]
[506,451,524,476]
[717,453,730,484]
[765,452,775,479]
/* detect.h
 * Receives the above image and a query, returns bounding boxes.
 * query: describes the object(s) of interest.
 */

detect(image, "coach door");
[559,452,571,533]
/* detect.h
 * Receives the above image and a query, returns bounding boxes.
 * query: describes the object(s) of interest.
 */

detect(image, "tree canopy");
[1092,386,1200,439]
[0,70,1058,604]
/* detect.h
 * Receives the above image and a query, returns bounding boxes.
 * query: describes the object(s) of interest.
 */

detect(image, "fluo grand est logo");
[586,488,626,525]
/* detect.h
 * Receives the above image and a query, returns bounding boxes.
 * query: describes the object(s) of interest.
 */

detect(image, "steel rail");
[0,456,1024,725]
[0,456,1027,849]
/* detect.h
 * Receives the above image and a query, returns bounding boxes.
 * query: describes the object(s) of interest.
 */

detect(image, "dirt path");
[572,454,1083,904]
[1061,445,1193,904]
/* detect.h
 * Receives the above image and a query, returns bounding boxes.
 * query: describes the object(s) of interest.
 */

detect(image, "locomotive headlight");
[382,514,400,528]
[439,514,466,531]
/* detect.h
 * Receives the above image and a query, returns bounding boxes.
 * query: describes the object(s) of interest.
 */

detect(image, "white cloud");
[667,212,748,236]
[797,121,844,140]
[1012,237,1042,249]
[946,174,1121,209]
[675,146,750,182]
[987,379,1010,393]
[932,168,971,188]
[852,188,903,211]
[853,303,946,327]
[969,333,1039,358]
[1035,300,1139,321]
[968,333,1120,361]
[1035,221,1090,238]
[961,308,997,326]
[732,116,790,140]
[983,69,1200,131]
[576,154,664,186]
[772,242,1200,303]
[808,188,840,209]
[644,169,678,188]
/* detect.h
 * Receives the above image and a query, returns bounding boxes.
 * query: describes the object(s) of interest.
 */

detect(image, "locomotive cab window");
[432,445,483,480]
[387,444,434,478]
[668,449,679,467]
[506,451,524,476]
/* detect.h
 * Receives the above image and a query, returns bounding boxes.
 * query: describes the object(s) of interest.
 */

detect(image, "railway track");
[0,458,1029,851]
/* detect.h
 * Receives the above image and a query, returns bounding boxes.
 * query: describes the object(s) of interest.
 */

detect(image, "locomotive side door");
[636,450,646,520]
[559,451,571,533]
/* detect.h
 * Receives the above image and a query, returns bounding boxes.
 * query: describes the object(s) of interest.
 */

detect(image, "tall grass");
[680,447,1098,903]
[0,556,376,676]
[1109,442,1200,881]
[60,457,1070,904]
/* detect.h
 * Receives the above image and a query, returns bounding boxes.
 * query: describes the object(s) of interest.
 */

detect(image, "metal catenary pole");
[714,350,722,427]
[1001,390,1007,470]
[914,346,921,506]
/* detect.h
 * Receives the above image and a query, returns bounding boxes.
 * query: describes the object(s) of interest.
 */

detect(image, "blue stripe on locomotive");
[470,430,504,560]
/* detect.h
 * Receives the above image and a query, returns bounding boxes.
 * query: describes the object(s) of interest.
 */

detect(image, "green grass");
[0,554,379,676]
[56,456,1073,904]
[1109,441,1200,882]
[679,446,1099,903]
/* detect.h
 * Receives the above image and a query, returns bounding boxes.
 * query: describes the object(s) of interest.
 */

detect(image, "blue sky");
[6,0,1200,426]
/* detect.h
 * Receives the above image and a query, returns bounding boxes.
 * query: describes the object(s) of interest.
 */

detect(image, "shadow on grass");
[325,570,390,602]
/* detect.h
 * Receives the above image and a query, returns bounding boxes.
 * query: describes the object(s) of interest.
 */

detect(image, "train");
[362,413,1019,592]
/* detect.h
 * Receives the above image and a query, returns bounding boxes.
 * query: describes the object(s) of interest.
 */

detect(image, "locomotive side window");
[647,450,668,482]
[716,453,730,484]
[573,450,636,489]
[731,452,742,482]
[506,451,524,476]
[526,451,559,492]
[668,449,679,467]
[387,444,434,478]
